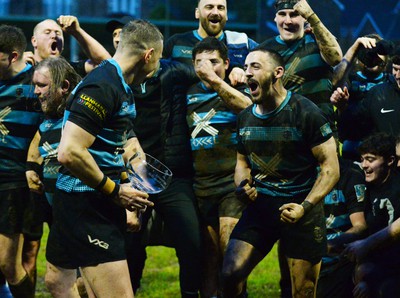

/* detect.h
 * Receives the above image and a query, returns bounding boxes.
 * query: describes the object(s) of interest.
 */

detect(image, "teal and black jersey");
[57,59,136,193]
[322,158,365,266]
[187,81,251,196]
[0,64,42,189]
[39,118,63,203]
[259,34,334,120]
[237,91,332,199]
[164,30,258,68]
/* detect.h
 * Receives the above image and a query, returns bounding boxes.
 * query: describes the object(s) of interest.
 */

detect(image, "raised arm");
[333,37,378,87]
[294,0,342,66]
[195,59,252,113]
[57,15,111,73]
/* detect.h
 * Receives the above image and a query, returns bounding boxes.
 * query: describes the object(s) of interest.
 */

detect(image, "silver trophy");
[126,152,173,194]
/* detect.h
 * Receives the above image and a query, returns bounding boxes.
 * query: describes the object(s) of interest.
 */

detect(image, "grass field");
[35,224,281,297]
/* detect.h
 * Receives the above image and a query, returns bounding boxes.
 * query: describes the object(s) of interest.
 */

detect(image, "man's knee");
[45,264,75,296]
[221,260,247,287]
[292,280,316,298]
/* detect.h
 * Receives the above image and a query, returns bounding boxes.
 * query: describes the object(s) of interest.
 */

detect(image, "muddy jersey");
[259,34,334,121]
[56,59,136,193]
[187,81,251,196]
[0,64,42,189]
[237,91,332,199]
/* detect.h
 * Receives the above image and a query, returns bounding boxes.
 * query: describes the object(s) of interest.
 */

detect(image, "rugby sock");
[0,271,5,285]
[8,273,34,298]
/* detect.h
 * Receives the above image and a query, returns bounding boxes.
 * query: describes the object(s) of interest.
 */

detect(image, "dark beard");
[43,92,66,119]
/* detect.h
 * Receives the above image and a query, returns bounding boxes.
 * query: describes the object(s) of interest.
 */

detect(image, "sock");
[8,273,34,298]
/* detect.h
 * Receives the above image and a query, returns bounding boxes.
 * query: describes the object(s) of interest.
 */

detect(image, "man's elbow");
[57,149,74,167]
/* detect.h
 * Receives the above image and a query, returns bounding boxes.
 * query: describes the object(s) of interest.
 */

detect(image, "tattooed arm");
[195,58,252,113]
[294,0,342,67]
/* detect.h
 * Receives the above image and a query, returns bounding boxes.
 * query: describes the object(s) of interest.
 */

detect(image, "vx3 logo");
[88,235,109,249]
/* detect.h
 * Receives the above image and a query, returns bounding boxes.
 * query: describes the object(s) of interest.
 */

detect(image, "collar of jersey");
[193,30,225,41]
[356,70,384,82]
[107,58,132,94]
[252,91,291,119]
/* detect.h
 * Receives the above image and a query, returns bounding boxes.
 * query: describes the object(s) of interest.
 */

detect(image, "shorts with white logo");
[46,189,127,269]
[0,187,31,235]
[230,193,326,265]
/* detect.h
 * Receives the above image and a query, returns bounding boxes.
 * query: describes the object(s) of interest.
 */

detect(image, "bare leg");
[0,234,27,284]
[201,225,220,298]
[22,239,40,287]
[45,262,80,298]
[221,239,265,298]
[81,260,134,298]
[287,257,321,298]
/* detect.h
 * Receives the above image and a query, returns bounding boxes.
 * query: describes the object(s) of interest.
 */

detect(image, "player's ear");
[274,66,284,79]
[388,155,395,168]
[144,48,155,63]
[195,8,200,19]
[224,58,230,70]
[61,80,70,94]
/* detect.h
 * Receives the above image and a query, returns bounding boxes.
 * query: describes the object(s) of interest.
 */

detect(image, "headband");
[275,0,298,12]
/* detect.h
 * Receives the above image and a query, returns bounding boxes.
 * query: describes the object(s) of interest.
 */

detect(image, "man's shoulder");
[166,31,196,44]
[258,36,280,48]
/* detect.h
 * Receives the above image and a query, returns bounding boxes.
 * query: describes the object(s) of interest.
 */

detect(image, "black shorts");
[23,192,53,241]
[197,191,247,227]
[0,187,31,235]
[46,189,127,269]
[230,194,326,265]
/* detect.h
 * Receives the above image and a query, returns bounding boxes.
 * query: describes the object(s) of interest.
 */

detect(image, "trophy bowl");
[127,153,173,194]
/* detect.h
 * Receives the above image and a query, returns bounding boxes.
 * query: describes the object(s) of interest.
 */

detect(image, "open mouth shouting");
[50,40,60,55]
[247,79,260,97]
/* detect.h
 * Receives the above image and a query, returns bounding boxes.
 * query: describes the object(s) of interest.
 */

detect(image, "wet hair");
[118,19,163,54]
[35,57,81,117]
[358,132,396,162]
[192,36,228,61]
[249,47,285,68]
[0,25,27,57]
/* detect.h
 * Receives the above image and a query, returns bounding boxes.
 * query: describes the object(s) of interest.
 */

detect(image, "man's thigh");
[47,189,127,269]
[0,233,23,264]
[82,260,134,298]
[0,188,30,235]
[287,258,321,295]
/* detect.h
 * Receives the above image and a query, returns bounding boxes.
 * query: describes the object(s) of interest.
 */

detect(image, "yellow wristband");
[96,174,118,197]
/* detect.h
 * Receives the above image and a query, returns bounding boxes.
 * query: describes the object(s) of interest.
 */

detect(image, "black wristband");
[301,200,314,215]
[95,174,108,191]
[26,161,42,173]
[108,183,120,198]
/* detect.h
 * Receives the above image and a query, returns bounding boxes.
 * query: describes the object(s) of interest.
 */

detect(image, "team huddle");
[1,0,400,298]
